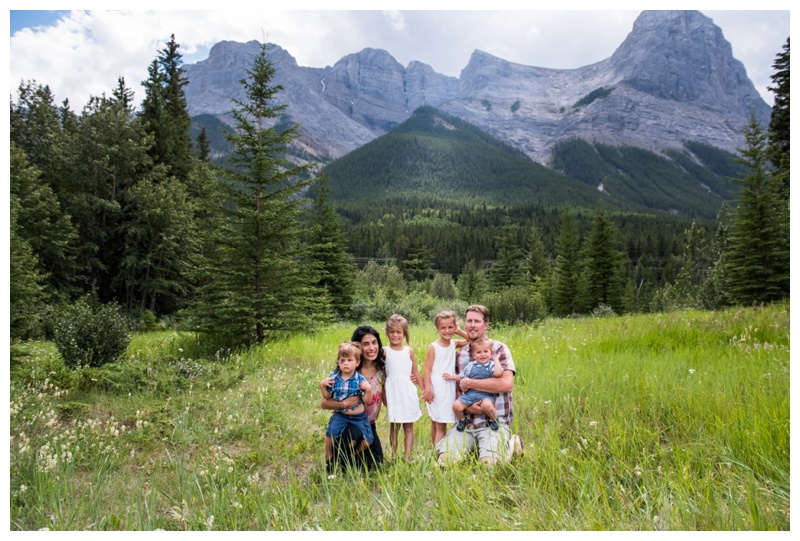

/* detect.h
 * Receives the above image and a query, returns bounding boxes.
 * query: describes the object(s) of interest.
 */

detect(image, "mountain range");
[183,10,771,166]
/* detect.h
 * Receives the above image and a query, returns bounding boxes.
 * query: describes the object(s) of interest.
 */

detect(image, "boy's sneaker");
[455,419,466,432]
[488,419,499,431]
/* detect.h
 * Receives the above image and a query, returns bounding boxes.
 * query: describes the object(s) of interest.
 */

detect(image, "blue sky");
[10,10,71,34]
[8,7,792,110]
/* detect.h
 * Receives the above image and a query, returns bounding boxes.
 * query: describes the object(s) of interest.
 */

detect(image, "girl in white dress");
[384,314,422,460]
[422,310,468,446]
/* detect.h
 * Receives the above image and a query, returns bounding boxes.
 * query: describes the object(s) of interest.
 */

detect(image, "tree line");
[9,35,789,347]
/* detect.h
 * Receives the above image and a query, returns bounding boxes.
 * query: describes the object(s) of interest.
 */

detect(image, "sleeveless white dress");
[426,341,458,423]
[384,346,422,423]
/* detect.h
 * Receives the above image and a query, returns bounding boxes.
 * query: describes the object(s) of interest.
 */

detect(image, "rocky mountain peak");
[183,10,771,163]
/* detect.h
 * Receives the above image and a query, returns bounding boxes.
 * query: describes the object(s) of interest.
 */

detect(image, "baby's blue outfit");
[456,359,497,406]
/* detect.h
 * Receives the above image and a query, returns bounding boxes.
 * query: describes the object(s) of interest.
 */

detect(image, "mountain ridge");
[183,10,771,165]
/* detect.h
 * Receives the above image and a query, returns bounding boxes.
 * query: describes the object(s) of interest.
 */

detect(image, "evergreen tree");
[490,220,524,290]
[10,192,47,340]
[524,224,549,283]
[140,34,193,181]
[306,174,357,319]
[71,92,154,301]
[398,240,435,282]
[10,142,81,299]
[583,203,626,312]
[700,203,731,310]
[725,115,789,304]
[196,127,211,162]
[190,42,322,343]
[767,37,789,200]
[457,260,489,303]
[627,253,658,313]
[551,209,583,316]
[118,169,198,314]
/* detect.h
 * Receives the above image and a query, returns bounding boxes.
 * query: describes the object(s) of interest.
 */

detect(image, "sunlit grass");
[9,304,789,530]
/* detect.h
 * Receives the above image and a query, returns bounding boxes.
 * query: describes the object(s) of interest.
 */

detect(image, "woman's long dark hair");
[351,325,386,376]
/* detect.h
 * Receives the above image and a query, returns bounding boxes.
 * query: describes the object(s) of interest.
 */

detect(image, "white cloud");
[8,9,791,110]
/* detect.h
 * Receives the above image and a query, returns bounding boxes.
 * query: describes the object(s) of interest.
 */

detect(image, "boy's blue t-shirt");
[327,370,367,412]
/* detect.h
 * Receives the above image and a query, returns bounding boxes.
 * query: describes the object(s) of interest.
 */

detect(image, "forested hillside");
[9,35,789,348]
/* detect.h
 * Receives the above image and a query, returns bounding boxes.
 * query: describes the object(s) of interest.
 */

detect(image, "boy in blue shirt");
[320,342,374,469]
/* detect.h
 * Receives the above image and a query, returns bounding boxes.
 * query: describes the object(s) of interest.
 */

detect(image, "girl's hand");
[410,372,419,386]
[422,388,434,403]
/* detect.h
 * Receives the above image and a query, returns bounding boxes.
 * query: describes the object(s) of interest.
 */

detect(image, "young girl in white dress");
[422,310,468,446]
[384,314,422,460]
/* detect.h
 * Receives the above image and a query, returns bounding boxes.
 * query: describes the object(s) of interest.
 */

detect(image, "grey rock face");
[183,10,771,163]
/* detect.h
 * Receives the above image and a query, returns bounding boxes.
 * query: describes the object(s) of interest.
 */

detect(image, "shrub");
[480,286,547,324]
[52,298,132,369]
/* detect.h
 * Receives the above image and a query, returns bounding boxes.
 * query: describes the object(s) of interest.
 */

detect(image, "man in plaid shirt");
[436,305,522,464]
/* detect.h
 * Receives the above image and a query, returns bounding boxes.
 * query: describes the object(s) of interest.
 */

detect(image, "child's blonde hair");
[471,337,494,356]
[385,314,410,343]
[434,309,458,328]
[338,341,362,362]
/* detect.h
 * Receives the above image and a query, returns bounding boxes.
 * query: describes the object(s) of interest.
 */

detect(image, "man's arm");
[321,396,360,410]
[460,369,513,394]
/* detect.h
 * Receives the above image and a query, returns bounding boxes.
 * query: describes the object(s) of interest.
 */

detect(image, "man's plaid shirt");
[327,370,367,412]
[455,340,515,429]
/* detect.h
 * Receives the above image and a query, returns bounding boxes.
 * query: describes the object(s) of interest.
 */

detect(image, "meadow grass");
[9,304,789,530]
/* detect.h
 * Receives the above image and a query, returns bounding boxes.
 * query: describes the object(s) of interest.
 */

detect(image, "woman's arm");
[321,396,360,410]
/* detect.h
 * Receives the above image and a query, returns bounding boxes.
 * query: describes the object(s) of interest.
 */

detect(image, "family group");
[319,304,521,472]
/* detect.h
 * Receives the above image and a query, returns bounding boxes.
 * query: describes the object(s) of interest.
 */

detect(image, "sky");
[6,3,792,112]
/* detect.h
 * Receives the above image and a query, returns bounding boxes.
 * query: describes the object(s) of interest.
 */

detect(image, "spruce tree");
[10,141,81,299]
[196,127,211,162]
[767,37,789,200]
[119,170,197,314]
[524,224,549,283]
[306,174,357,319]
[583,203,625,312]
[551,209,583,316]
[140,34,193,181]
[10,192,47,340]
[190,42,323,343]
[725,115,789,304]
[490,220,524,290]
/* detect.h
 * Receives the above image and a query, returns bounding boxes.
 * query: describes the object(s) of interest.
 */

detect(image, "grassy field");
[9,303,790,530]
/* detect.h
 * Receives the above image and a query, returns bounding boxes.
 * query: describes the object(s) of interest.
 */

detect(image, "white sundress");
[426,341,458,423]
[384,346,422,423]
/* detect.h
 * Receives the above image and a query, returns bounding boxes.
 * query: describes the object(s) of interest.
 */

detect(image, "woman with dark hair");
[321,325,387,470]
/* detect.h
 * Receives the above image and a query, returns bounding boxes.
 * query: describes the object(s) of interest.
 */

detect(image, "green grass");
[9,304,790,530]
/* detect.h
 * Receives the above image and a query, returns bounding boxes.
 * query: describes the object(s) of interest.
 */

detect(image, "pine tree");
[551,209,583,316]
[306,174,357,319]
[725,115,789,304]
[190,42,323,343]
[767,37,789,200]
[118,170,197,314]
[10,192,47,340]
[582,203,626,312]
[140,34,193,181]
[10,141,81,299]
[524,224,549,283]
[196,127,211,162]
[490,220,524,290]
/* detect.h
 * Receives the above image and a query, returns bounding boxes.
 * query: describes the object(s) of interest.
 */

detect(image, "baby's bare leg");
[452,400,467,420]
[480,398,498,420]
